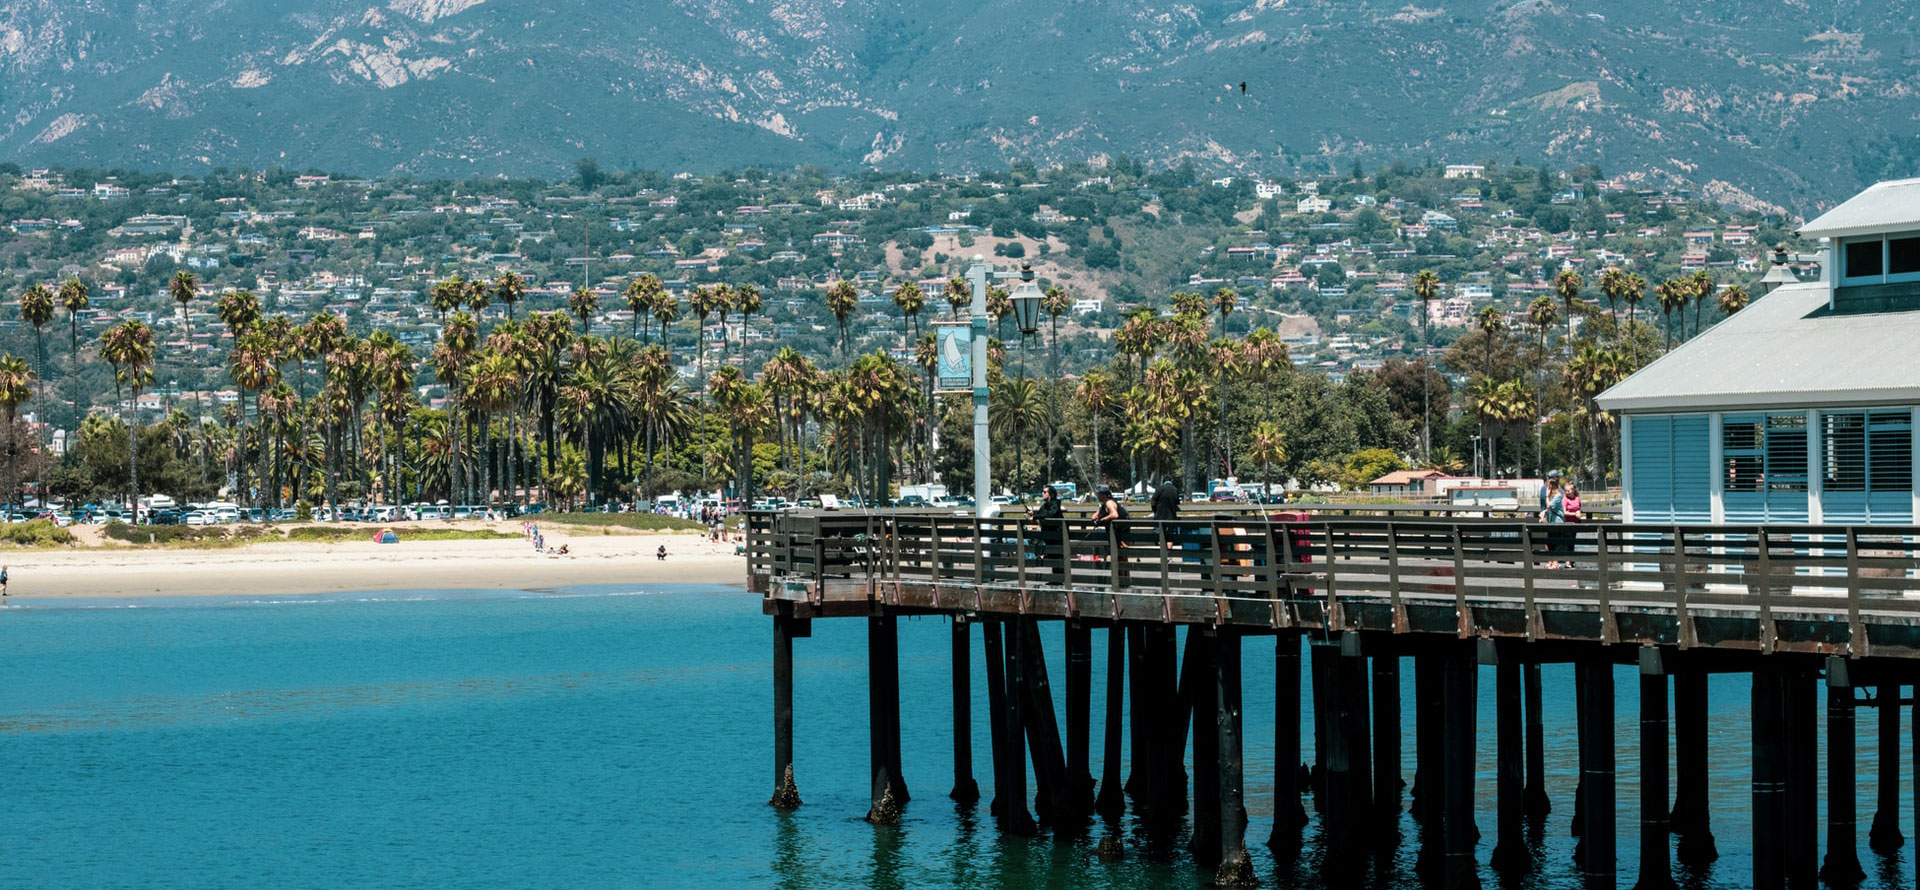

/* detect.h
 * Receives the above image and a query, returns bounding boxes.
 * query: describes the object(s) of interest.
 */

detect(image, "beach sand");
[0,521,748,599]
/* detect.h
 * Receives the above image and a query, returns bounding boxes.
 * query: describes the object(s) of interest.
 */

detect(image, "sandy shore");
[0,521,748,599]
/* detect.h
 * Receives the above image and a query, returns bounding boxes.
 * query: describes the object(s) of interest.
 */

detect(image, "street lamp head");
[1010,274,1043,336]
[1020,261,1035,283]
[972,254,986,264]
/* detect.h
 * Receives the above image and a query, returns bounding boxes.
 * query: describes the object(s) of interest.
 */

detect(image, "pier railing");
[749,511,1920,656]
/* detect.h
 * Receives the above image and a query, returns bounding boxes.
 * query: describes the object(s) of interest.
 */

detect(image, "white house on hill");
[1597,178,1920,525]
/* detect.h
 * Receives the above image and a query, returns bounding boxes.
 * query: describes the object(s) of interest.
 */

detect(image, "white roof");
[1798,177,1920,239]
[1596,280,1920,412]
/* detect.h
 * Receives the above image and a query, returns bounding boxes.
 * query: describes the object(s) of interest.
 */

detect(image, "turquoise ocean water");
[0,585,1911,889]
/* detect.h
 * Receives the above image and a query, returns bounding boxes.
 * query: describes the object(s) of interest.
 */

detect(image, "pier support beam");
[1065,621,1094,810]
[1443,644,1481,890]
[1191,632,1221,864]
[1214,629,1256,887]
[1633,649,1674,890]
[1268,632,1307,850]
[1017,620,1073,828]
[1669,670,1716,864]
[1577,658,1615,890]
[866,614,906,824]
[1524,662,1550,819]
[1753,666,1786,890]
[1819,660,1865,886]
[1095,625,1126,819]
[770,612,802,809]
[1414,653,1445,881]
[1491,656,1529,876]
[950,616,979,803]
[1868,682,1904,854]
[1310,642,1333,812]
[1372,653,1403,844]
[1785,670,1818,888]
[1320,640,1366,883]
[998,619,1036,834]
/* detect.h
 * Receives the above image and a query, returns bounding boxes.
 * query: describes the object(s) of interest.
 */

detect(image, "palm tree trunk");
[128,393,141,514]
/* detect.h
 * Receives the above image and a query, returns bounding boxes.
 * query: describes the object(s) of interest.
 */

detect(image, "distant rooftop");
[1798,177,1920,239]
[1596,280,1920,412]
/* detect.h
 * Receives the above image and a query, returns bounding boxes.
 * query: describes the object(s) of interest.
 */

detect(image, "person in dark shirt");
[1028,486,1065,581]
[1151,479,1181,521]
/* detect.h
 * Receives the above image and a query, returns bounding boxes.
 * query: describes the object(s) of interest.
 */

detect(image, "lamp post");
[966,256,994,518]
[1010,263,1043,339]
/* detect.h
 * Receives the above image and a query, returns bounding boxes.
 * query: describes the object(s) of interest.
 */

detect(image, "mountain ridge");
[1,0,1916,210]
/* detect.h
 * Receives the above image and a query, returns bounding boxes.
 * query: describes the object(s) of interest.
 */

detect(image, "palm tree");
[432,311,478,506]
[1207,337,1246,482]
[1717,284,1751,318]
[465,351,520,508]
[1655,277,1687,350]
[217,289,261,337]
[0,354,32,508]
[826,280,858,359]
[689,284,727,380]
[568,285,598,334]
[1597,267,1628,324]
[985,285,1012,340]
[229,330,281,508]
[1621,272,1647,339]
[624,276,656,339]
[18,283,53,424]
[494,272,526,320]
[1247,421,1286,499]
[1212,286,1238,336]
[892,281,925,348]
[1411,269,1441,457]
[1242,326,1289,424]
[1552,269,1584,319]
[709,283,737,359]
[992,376,1049,495]
[101,320,156,512]
[430,274,466,318]
[944,277,969,319]
[734,284,763,348]
[169,270,198,325]
[463,276,492,316]
[1688,270,1715,341]
[1475,304,1504,382]
[651,287,681,360]
[58,277,88,372]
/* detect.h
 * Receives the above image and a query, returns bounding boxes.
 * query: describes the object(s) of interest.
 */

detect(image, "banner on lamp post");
[933,321,972,394]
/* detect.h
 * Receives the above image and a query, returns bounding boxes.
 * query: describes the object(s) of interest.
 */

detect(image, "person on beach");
[657,544,668,561]
[2,564,8,602]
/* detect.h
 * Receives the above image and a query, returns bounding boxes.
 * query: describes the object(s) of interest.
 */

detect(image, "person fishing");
[1028,485,1065,581]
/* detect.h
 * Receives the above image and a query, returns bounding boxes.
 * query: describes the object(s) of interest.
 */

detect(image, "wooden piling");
[1017,619,1073,828]
[1372,654,1403,842]
[1491,657,1529,875]
[770,612,801,809]
[1819,660,1865,886]
[1443,644,1481,890]
[982,619,1012,821]
[1310,642,1334,812]
[1125,625,1149,801]
[1633,650,1675,890]
[1269,632,1307,849]
[1342,642,1374,842]
[950,616,979,803]
[1577,659,1615,890]
[1523,661,1550,818]
[1065,620,1094,809]
[1094,625,1126,818]
[1868,682,1904,853]
[866,614,906,824]
[1414,653,1445,881]
[1753,666,1786,890]
[1190,631,1221,864]
[1000,618,1036,834]
[1214,629,1256,887]
[1785,670,1818,888]
[1670,669,1717,863]
[1321,641,1364,882]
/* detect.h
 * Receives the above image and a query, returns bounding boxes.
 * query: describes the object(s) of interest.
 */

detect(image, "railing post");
[1323,522,1341,632]
[1016,519,1029,589]
[1756,527,1777,654]
[973,518,985,589]
[1111,520,1127,590]
[1519,524,1539,642]
[1670,527,1690,649]
[1846,528,1865,657]
[1387,522,1406,632]
[1209,518,1227,622]
[1060,518,1074,586]
[1449,525,1470,638]
[1595,525,1614,640]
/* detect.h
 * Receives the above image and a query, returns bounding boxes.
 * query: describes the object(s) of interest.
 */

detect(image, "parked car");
[182,511,217,526]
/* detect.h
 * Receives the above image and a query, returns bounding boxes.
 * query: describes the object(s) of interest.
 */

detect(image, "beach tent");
[374,528,399,544]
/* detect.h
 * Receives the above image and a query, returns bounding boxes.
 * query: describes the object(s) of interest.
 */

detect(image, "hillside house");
[1598,178,1920,525]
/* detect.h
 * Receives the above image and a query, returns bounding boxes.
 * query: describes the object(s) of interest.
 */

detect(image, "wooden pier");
[751,509,1920,888]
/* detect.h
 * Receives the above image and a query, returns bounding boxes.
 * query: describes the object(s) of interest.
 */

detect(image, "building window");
[1723,413,1808,492]
[1841,234,1920,285]
[1822,411,1914,493]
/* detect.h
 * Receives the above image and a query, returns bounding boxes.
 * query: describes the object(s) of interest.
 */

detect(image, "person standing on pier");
[1151,479,1180,521]
[1029,486,1065,582]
